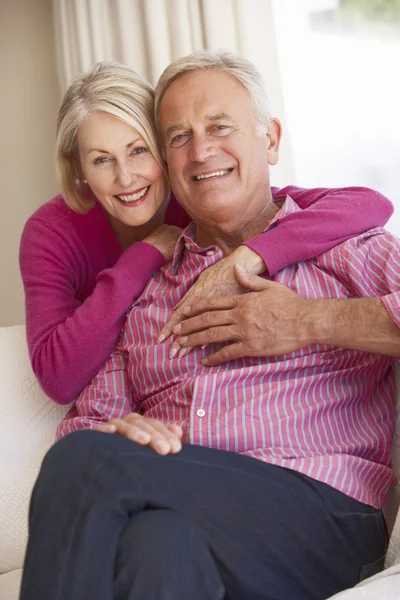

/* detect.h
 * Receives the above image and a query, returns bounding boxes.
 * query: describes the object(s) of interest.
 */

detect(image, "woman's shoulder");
[24,194,106,238]
[27,194,71,223]
[21,195,121,272]
[27,194,100,226]
[22,194,102,251]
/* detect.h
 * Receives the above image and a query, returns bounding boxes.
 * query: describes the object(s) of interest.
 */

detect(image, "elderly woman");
[19,61,393,405]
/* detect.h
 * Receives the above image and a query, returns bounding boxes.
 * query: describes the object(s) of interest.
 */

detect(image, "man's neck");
[194,200,279,256]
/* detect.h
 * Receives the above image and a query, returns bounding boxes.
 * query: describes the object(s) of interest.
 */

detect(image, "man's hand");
[171,264,316,365]
[94,414,183,455]
[157,246,266,358]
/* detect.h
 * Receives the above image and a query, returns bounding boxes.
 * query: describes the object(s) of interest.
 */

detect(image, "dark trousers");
[20,430,387,600]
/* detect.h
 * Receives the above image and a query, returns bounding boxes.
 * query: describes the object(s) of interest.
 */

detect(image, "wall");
[0,0,60,326]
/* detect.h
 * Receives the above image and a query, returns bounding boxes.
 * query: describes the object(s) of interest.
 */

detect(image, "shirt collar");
[267,192,303,228]
[170,193,303,271]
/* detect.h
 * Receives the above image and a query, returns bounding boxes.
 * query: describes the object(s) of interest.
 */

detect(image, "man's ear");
[266,118,282,166]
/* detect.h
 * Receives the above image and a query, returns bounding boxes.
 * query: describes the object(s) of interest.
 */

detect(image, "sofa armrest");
[0,325,70,574]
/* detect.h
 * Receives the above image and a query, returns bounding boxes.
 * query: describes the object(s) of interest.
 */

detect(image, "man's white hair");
[155,50,272,137]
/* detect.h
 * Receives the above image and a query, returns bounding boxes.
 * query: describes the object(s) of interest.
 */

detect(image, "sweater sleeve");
[243,186,394,276]
[19,217,166,405]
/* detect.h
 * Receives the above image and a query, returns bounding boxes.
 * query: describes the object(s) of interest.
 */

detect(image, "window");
[273,0,400,234]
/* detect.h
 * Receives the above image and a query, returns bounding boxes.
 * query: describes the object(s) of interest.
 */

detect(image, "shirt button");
[206,250,215,256]
[196,408,206,418]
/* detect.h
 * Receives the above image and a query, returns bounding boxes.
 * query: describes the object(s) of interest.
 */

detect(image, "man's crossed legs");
[20,430,387,600]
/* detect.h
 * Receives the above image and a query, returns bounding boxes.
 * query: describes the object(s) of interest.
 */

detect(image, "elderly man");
[20,52,400,600]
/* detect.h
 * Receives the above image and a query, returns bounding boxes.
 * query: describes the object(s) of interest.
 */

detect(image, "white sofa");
[0,324,400,600]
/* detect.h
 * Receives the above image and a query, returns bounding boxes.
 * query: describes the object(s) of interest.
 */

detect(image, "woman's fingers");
[157,304,190,343]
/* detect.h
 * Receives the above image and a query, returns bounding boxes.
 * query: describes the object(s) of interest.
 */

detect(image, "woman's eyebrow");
[88,138,142,154]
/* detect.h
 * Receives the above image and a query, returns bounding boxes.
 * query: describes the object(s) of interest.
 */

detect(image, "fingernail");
[155,440,170,454]
[178,347,188,358]
[170,347,178,358]
[173,324,181,333]
[182,305,191,315]
[201,358,208,365]
[179,336,188,344]
[157,334,165,344]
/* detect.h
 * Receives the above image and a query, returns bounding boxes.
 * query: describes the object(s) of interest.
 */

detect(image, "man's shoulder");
[336,226,399,253]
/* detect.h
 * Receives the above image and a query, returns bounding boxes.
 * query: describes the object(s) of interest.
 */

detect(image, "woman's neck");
[106,200,168,250]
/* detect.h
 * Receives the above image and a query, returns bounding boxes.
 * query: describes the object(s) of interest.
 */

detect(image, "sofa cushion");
[327,563,400,599]
[0,569,23,600]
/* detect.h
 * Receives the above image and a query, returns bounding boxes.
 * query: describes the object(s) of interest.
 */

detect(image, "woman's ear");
[266,118,282,166]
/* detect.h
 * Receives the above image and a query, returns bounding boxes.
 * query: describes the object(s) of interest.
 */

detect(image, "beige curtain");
[52,0,294,185]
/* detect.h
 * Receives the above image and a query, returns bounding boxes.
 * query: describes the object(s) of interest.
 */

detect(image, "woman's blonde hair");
[56,61,164,213]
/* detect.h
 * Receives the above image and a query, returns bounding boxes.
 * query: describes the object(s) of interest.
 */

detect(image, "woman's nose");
[116,161,133,188]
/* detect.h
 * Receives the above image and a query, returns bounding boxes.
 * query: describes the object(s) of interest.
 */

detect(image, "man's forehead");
[159,70,250,129]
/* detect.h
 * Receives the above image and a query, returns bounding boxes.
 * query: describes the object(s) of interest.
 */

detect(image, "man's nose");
[188,133,216,163]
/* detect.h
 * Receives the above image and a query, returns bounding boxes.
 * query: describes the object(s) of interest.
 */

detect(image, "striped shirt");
[58,195,400,508]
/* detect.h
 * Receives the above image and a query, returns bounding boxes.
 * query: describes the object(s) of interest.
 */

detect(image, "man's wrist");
[301,299,334,346]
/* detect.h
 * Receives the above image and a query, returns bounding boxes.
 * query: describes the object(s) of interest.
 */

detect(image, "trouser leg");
[20,430,387,600]
[114,509,224,600]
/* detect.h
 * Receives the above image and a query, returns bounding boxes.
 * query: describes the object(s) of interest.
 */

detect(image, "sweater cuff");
[115,241,166,282]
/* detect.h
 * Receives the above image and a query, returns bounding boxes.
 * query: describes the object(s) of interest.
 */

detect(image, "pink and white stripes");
[58,196,399,508]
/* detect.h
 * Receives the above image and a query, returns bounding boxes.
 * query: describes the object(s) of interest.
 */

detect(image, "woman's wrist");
[234,245,267,276]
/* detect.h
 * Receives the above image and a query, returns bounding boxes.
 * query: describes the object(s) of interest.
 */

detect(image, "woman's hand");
[94,413,183,455]
[157,246,266,358]
[143,224,182,261]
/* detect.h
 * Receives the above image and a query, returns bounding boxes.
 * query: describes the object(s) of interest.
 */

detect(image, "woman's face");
[77,111,167,227]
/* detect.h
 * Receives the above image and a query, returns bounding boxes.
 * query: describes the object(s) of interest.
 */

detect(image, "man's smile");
[191,168,234,182]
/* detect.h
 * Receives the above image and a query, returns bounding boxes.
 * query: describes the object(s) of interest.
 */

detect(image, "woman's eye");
[93,156,110,165]
[170,133,189,147]
[131,147,147,155]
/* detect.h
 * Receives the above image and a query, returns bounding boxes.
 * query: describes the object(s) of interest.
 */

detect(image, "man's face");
[159,69,280,227]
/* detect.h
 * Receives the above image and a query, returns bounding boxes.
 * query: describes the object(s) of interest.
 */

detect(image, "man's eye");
[170,133,189,147]
[213,125,231,135]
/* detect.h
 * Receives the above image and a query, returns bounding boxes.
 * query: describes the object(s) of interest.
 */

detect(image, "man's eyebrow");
[165,114,236,139]
[205,113,235,122]
[87,138,142,154]
[164,124,188,139]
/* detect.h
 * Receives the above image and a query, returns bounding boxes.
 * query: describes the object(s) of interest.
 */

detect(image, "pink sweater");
[19,186,393,404]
